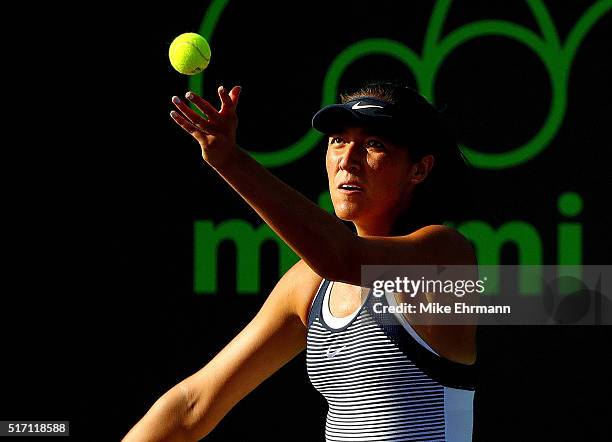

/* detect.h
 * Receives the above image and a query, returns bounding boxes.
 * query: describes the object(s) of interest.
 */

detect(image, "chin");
[332,201,363,222]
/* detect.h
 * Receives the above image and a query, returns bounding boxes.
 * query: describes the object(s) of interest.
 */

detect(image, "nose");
[337,142,361,174]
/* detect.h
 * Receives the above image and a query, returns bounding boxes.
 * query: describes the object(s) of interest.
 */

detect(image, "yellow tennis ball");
[169,33,211,75]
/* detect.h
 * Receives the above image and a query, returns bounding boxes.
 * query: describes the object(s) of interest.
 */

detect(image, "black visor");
[311,95,440,148]
[312,97,397,135]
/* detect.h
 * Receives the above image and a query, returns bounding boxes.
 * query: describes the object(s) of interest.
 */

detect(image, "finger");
[229,85,241,107]
[219,85,241,115]
[217,86,232,115]
[185,92,221,125]
[171,96,214,132]
[170,110,207,143]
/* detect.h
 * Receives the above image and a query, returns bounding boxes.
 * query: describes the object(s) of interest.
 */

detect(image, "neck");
[354,219,394,237]
[354,193,413,237]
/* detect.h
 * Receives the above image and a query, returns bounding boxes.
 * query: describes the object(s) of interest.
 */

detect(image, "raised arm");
[170,86,474,287]
[169,86,476,366]
[122,260,322,441]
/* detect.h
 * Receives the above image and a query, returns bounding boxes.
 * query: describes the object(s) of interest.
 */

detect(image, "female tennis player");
[123,81,478,441]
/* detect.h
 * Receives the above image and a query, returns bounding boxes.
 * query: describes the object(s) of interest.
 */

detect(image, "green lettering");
[557,192,583,294]
[457,220,542,295]
[194,220,298,295]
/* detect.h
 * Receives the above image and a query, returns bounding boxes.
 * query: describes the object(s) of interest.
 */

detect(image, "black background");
[3,1,612,441]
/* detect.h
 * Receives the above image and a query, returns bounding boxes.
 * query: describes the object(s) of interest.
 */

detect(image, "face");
[326,126,417,230]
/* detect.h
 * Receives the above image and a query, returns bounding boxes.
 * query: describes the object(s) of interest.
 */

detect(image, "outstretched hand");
[170,85,241,170]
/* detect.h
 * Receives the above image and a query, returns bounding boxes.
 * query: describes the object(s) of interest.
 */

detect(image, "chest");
[327,281,367,318]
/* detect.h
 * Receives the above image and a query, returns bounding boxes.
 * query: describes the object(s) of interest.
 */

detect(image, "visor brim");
[312,104,393,135]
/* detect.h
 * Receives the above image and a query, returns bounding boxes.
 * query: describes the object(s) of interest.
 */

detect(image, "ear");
[410,154,435,185]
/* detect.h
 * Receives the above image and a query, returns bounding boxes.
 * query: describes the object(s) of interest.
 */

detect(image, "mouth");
[337,182,365,194]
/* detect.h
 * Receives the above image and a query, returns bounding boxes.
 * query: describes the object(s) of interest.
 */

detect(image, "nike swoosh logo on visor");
[351,102,384,110]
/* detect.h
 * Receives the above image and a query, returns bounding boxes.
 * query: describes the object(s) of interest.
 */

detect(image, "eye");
[365,139,386,150]
[330,136,345,145]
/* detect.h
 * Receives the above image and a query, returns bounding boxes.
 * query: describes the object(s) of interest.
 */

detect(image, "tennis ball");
[169,33,211,75]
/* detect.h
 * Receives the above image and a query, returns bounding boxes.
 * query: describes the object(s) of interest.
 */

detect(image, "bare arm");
[169,86,476,366]
[170,87,473,285]
[122,260,322,441]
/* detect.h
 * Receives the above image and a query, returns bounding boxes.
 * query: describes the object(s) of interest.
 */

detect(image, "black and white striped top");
[307,279,476,442]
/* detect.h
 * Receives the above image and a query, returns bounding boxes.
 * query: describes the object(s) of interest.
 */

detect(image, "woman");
[123,81,478,441]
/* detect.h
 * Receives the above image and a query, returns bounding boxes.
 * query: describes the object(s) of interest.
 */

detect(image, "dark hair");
[340,81,475,235]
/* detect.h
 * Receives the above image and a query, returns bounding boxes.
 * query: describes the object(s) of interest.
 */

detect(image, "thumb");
[229,85,241,107]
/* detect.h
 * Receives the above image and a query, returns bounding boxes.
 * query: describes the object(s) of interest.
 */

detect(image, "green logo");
[189,1,600,293]
[193,0,611,170]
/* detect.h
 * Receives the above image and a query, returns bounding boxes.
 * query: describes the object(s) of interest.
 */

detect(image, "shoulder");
[408,224,476,265]
[404,225,478,365]
[278,259,324,328]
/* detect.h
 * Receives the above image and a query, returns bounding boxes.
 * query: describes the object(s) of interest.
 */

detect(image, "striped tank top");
[307,279,476,442]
